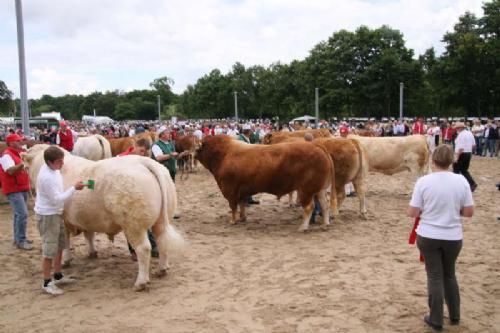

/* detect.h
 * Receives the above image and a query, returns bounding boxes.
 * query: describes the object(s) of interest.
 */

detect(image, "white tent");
[82,115,114,125]
[292,115,316,122]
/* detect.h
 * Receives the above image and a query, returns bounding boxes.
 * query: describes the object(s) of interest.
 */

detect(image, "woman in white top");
[407,144,474,331]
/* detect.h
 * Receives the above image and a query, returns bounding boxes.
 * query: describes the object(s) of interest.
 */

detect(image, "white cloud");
[0,0,485,98]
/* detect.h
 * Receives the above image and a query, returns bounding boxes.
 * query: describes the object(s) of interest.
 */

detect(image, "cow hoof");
[62,261,71,269]
[320,225,329,231]
[297,227,309,233]
[134,283,150,292]
[155,269,168,278]
[88,252,98,259]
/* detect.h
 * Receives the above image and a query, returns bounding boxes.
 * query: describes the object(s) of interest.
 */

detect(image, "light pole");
[399,82,404,120]
[234,91,238,121]
[15,0,30,136]
[157,95,161,121]
[315,87,319,128]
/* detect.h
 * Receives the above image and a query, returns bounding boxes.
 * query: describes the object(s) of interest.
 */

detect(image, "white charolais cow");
[349,135,430,176]
[22,144,185,291]
[72,134,112,161]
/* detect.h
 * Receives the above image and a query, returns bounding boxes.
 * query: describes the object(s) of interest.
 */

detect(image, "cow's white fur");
[73,134,112,161]
[22,144,185,290]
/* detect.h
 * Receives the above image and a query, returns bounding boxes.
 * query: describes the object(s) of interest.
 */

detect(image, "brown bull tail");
[314,143,337,216]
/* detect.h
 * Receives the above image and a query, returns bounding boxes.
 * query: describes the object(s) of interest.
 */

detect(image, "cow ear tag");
[85,179,95,190]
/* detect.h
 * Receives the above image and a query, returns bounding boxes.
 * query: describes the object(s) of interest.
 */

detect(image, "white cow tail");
[95,134,112,159]
[140,158,186,252]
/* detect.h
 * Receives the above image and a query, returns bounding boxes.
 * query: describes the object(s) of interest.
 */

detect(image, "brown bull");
[196,135,337,231]
[313,137,368,216]
[262,128,332,144]
[175,134,200,180]
[266,136,368,216]
[108,131,156,156]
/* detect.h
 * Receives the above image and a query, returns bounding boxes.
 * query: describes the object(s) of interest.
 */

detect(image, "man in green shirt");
[152,126,178,182]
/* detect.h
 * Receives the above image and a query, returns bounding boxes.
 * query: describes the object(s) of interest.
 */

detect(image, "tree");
[0,80,13,115]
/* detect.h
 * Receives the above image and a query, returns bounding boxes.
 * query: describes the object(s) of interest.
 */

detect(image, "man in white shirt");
[452,122,477,192]
[35,146,85,295]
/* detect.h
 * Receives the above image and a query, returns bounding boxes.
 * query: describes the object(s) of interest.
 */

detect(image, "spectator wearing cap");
[56,121,74,152]
[152,126,179,182]
[452,122,477,192]
[0,134,32,250]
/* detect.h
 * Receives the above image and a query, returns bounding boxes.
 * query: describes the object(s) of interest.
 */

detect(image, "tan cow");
[349,135,429,175]
[22,145,185,291]
[196,135,337,231]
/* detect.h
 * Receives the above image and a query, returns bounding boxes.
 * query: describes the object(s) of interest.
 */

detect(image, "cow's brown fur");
[196,135,336,230]
[108,137,136,156]
[175,134,201,179]
[267,136,368,216]
[313,138,368,216]
[262,128,332,144]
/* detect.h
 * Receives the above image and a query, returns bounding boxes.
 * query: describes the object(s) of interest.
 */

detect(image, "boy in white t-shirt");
[35,146,85,295]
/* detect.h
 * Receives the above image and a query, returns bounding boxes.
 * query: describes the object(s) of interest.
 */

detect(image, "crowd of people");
[0,117,498,158]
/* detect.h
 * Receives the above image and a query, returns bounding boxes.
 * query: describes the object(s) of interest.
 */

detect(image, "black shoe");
[424,315,442,331]
[450,319,460,326]
[248,199,260,205]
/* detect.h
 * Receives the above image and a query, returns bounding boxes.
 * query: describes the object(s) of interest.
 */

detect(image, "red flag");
[409,217,424,262]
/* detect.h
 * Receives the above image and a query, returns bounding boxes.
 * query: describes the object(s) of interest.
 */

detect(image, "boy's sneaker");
[42,281,64,295]
[53,276,76,285]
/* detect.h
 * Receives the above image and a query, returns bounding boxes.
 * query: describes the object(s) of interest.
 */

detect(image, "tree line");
[0,0,498,121]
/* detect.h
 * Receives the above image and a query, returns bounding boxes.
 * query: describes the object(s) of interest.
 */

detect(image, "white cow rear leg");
[84,231,97,258]
[128,231,151,291]
[152,223,169,277]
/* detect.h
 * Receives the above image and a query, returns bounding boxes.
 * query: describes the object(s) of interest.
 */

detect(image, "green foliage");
[0,80,13,115]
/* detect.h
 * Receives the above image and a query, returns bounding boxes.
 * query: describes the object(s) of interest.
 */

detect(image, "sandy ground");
[0,156,499,333]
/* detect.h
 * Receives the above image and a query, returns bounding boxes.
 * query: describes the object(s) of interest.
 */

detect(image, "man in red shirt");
[56,121,74,152]
[412,117,426,135]
[0,134,32,250]
[118,138,150,157]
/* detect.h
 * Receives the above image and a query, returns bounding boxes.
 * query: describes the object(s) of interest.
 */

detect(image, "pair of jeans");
[7,191,29,246]
[483,139,496,157]
[474,136,483,155]
[417,235,462,326]
[453,153,476,188]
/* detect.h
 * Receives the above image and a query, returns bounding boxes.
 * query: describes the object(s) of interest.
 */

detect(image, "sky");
[0,0,486,99]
